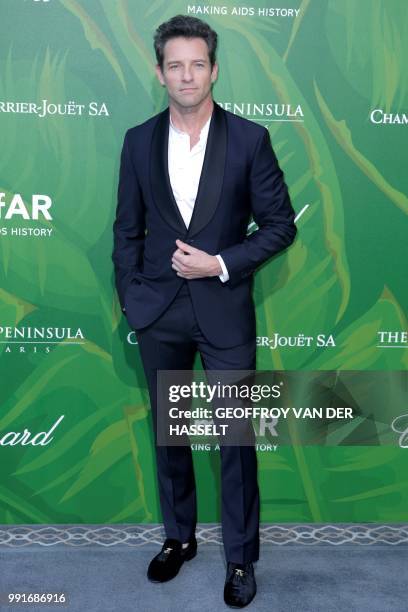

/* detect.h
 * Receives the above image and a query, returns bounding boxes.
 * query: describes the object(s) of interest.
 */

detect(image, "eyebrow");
[166,58,208,64]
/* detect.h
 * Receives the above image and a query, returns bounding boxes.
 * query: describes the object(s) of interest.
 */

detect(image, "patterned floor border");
[0,524,407,547]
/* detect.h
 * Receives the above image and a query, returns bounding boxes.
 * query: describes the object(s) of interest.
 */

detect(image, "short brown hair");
[154,14,218,69]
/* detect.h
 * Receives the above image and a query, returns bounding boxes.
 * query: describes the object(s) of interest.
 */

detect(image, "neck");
[169,97,214,134]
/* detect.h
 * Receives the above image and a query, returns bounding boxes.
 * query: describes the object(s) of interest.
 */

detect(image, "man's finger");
[176,239,196,254]
[172,251,191,266]
[172,261,188,273]
[172,251,184,264]
[171,247,185,256]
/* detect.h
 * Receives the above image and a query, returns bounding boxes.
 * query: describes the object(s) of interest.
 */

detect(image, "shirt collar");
[169,112,212,142]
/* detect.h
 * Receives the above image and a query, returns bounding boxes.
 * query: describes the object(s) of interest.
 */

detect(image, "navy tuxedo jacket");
[112,101,297,348]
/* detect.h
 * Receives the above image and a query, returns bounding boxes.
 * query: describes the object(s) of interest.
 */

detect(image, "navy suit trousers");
[135,281,260,564]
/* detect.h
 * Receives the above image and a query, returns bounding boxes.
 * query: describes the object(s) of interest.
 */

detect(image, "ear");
[155,64,165,86]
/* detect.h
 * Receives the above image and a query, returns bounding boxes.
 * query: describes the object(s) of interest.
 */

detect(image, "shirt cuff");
[216,254,229,283]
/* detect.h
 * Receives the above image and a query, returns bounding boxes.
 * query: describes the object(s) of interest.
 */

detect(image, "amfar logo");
[377,331,407,348]
[0,100,109,118]
[0,327,85,354]
[218,102,304,122]
[0,193,53,237]
[370,109,408,125]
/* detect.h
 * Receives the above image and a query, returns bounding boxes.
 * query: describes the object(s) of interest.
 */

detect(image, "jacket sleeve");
[112,129,146,310]
[218,127,297,286]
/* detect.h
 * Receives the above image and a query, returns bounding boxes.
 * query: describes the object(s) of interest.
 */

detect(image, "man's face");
[155,36,218,109]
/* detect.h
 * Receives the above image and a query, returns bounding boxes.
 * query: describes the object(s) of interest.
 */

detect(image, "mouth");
[180,88,197,92]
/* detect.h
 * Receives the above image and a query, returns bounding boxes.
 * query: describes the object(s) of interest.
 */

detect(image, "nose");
[182,66,193,82]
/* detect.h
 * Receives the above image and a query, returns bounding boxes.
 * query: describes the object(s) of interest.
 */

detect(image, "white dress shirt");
[168,113,229,282]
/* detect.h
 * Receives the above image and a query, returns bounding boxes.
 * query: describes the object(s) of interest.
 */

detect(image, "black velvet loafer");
[147,536,197,583]
[224,562,257,608]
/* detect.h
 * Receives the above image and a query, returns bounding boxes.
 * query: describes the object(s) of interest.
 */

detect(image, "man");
[112,14,297,609]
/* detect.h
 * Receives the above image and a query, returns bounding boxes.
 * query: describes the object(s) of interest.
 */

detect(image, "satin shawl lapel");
[149,102,227,237]
[188,102,227,237]
[150,107,187,234]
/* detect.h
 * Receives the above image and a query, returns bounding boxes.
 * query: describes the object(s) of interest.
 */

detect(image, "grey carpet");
[1,543,407,611]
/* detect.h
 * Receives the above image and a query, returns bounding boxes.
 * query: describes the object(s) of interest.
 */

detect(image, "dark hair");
[154,14,218,69]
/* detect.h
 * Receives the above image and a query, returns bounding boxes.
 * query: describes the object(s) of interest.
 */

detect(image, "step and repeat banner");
[0,0,407,525]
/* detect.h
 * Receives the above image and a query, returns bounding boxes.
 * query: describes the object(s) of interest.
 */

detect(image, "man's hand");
[171,239,222,279]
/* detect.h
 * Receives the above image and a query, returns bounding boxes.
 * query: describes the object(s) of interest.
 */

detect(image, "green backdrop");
[0,0,407,525]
